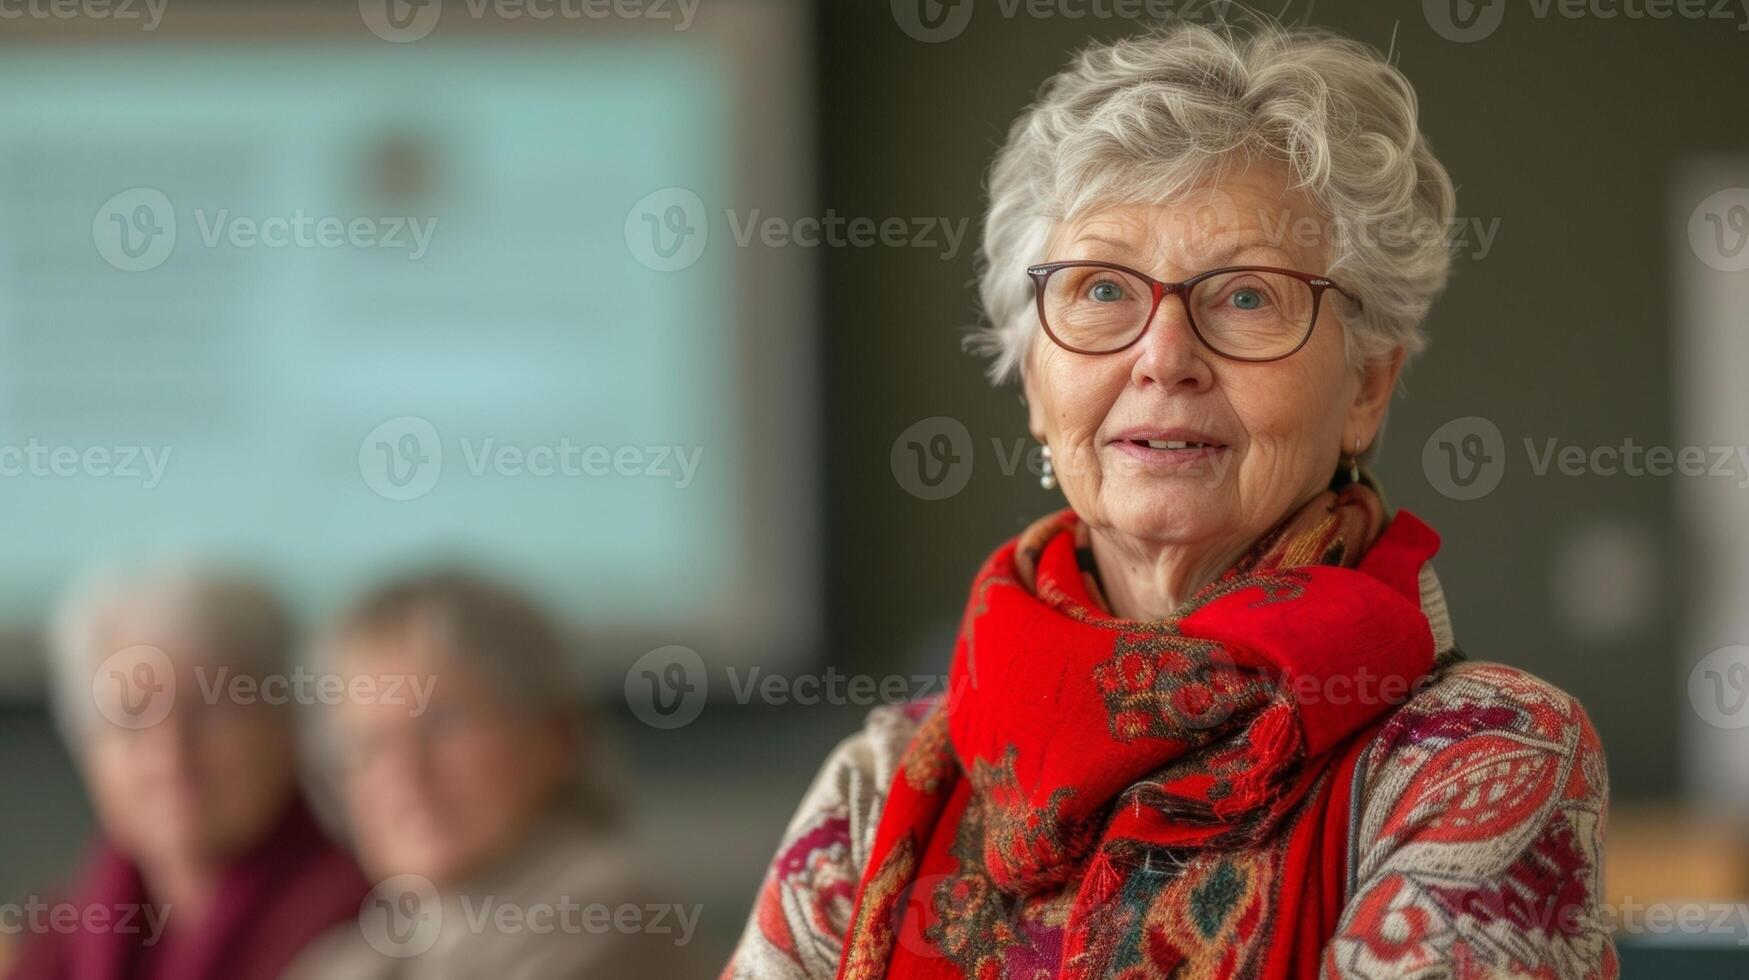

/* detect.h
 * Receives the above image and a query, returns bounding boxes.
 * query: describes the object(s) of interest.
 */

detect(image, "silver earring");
[1348,437,1361,484]
[1040,444,1057,491]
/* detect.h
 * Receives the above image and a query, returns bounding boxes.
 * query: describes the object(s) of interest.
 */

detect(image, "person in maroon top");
[7,566,369,980]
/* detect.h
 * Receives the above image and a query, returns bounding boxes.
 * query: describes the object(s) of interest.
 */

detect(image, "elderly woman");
[286,570,693,979]
[727,19,1613,980]
[9,567,369,980]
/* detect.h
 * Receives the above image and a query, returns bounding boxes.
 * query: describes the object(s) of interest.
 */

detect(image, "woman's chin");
[1097,486,1232,544]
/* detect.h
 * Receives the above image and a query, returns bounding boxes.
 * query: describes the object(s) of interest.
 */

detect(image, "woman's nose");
[1129,292,1215,392]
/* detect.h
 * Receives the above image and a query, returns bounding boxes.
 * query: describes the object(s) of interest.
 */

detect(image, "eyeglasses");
[1026,261,1362,363]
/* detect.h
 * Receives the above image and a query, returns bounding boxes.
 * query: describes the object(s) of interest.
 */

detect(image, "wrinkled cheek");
[1234,441,1312,508]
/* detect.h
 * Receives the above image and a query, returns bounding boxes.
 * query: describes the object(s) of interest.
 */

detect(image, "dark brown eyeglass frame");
[1025,260,1364,363]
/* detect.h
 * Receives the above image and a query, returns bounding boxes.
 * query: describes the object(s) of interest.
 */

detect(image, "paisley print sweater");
[723,571,1616,979]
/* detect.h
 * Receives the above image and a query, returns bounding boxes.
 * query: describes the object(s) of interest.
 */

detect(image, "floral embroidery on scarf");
[901,707,956,794]
[926,790,1073,979]
[967,746,1083,894]
[1093,633,1272,743]
[839,836,919,980]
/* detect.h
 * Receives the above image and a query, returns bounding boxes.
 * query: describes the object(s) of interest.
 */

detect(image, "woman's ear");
[1348,347,1406,447]
[1021,364,1047,443]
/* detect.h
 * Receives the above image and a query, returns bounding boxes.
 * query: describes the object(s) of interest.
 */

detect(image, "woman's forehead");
[1052,198,1325,275]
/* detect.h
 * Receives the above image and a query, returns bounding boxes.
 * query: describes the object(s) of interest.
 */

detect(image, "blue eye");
[1230,288,1266,311]
[1089,280,1125,302]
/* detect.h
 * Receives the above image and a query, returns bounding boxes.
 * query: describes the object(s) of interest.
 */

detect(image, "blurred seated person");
[286,571,690,979]
[8,565,369,980]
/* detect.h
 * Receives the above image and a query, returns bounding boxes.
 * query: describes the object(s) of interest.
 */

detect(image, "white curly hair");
[971,15,1458,383]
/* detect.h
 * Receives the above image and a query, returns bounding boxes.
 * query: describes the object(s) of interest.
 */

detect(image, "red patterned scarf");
[836,483,1442,979]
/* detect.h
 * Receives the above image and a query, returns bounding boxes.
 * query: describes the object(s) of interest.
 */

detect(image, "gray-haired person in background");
[285,570,697,980]
[9,565,368,980]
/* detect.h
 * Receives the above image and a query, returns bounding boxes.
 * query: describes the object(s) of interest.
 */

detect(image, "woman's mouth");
[1108,430,1231,470]
[1131,439,1218,450]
